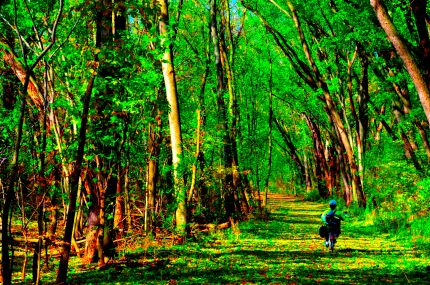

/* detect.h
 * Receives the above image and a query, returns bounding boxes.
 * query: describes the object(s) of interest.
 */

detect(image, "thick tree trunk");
[86,0,126,267]
[1,46,44,110]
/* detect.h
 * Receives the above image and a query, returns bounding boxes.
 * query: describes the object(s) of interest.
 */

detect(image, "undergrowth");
[10,195,430,284]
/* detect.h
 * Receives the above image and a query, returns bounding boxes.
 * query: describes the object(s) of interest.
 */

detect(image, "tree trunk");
[303,153,312,192]
[114,117,128,234]
[219,0,248,215]
[211,0,237,219]
[33,65,50,285]
[146,158,157,232]
[146,108,162,233]
[263,50,274,207]
[188,110,202,203]
[114,164,124,232]
[303,114,331,197]
[158,0,187,234]
[56,75,95,283]
[357,49,370,200]
[400,132,422,171]
[415,121,430,162]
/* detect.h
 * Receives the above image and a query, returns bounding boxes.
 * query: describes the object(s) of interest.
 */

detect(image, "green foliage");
[304,189,321,201]
[14,196,430,284]
[363,134,430,233]
[2,0,430,282]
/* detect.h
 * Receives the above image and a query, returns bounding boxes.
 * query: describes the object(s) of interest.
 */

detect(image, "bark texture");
[158,0,187,234]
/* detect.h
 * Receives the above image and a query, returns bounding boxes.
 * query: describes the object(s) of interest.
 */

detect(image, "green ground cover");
[15,195,430,284]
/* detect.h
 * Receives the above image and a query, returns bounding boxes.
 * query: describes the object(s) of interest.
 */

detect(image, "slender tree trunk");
[415,121,430,162]
[56,75,95,283]
[219,0,248,214]
[303,153,312,192]
[211,0,236,218]
[195,42,210,206]
[146,108,162,233]
[263,50,274,207]
[114,118,129,233]
[158,0,186,234]
[124,164,132,233]
[33,65,50,285]
[338,148,352,205]
[400,132,422,171]
[357,49,370,198]
[303,114,331,197]
[114,164,124,232]
[188,109,202,203]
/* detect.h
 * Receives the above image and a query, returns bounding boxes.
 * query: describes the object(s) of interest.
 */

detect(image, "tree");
[1,1,63,283]
[158,0,187,235]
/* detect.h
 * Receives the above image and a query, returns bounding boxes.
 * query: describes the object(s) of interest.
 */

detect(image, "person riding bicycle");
[320,199,344,247]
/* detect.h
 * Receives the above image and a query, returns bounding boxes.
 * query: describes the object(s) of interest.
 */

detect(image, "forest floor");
[16,194,430,284]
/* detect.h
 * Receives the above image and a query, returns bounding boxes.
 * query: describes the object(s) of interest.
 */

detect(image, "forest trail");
[67,194,430,284]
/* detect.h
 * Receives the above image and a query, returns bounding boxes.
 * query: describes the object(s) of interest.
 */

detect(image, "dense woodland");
[1,0,430,284]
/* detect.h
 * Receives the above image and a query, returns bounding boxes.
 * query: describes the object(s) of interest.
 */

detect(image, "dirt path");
[243,194,430,284]
[66,194,430,284]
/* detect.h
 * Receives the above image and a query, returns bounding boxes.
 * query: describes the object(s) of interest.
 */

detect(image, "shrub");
[304,189,321,201]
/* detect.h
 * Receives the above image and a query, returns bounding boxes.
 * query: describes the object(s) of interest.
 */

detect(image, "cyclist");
[321,199,344,247]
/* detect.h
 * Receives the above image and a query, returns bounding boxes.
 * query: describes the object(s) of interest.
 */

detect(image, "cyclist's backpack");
[326,212,336,224]
[319,224,328,238]
[326,212,341,233]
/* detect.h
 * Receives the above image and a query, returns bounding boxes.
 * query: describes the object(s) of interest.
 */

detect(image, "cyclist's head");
[329,199,337,210]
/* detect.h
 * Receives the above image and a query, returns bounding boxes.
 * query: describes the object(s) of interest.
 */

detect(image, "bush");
[304,189,321,201]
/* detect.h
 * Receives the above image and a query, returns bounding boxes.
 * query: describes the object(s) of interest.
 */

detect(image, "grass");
[10,195,430,284]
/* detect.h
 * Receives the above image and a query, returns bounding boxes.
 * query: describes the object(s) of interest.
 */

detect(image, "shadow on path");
[62,195,430,284]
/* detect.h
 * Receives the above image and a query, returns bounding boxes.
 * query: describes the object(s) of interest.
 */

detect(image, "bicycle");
[326,215,341,251]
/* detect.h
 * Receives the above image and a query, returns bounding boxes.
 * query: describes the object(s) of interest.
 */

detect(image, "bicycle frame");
[328,232,336,251]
